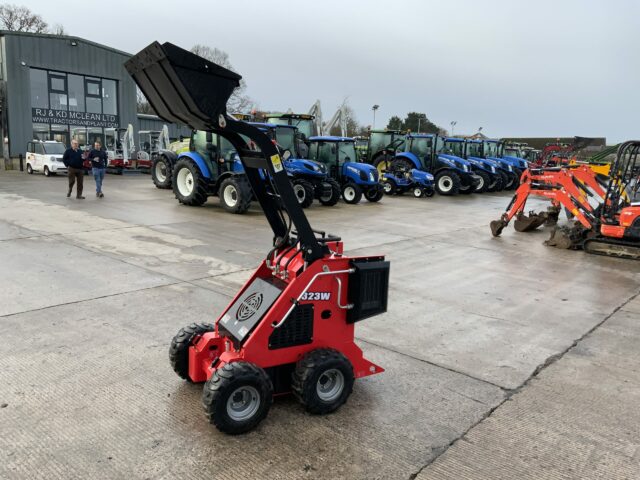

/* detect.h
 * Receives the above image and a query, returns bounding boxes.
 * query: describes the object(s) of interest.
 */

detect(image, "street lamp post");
[372,104,379,129]
[450,120,457,136]
[417,117,421,133]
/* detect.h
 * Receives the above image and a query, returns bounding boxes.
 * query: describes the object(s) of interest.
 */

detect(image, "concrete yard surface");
[0,171,638,480]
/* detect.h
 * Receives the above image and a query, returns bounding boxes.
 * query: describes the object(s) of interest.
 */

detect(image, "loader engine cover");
[219,278,283,342]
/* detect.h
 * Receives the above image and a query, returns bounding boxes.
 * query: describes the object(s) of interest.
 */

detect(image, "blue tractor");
[388,134,481,195]
[169,130,255,213]
[381,168,435,198]
[250,123,341,207]
[306,136,384,204]
[481,139,523,190]
[463,139,506,192]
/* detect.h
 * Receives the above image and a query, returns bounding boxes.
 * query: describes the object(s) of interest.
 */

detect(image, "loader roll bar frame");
[125,42,326,263]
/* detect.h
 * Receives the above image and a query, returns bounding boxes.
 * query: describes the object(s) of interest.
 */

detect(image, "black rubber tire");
[43,166,50,177]
[341,182,363,204]
[291,348,354,415]
[486,173,503,192]
[382,178,397,195]
[474,171,490,193]
[219,175,252,214]
[373,154,392,172]
[424,187,435,197]
[498,170,511,190]
[26,163,33,174]
[391,158,413,173]
[172,158,208,206]
[292,178,315,208]
[169,323,215,380]
[364,184,384,202]
[202,361,273,435]
[512,168,523,187]
[318,179,340,206]
[152,155,172,189]
[434,170,461,196]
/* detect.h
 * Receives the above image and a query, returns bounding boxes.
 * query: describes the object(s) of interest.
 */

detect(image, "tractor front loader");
[490,142,640,259]
[126,42,390,434]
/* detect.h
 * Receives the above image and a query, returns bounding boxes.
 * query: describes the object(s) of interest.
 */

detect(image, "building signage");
[32,108,119,128]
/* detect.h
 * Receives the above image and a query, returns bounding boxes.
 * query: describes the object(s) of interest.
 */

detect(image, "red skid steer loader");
[490,141,640,259]
[125,43,390,434]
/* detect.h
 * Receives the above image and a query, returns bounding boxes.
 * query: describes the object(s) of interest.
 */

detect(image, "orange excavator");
[490,141,640,260]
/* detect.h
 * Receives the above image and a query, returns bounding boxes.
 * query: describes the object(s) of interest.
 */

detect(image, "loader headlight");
[369,171,376,182]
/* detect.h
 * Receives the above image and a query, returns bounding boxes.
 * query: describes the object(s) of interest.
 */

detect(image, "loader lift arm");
[125,42,326,263]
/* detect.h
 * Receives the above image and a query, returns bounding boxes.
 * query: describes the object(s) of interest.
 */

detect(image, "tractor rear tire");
[292,179,315,208]
[474,171,490,193]
[219,176,252,214]
[292,348,354,415]
[202,361,273,435]
[512,168,523,187]
[498,170,511,190]
[342,182,363,204]
[172,158,208,206]
[435,171,461,196]
[503,172,517,190]
[169,323,215,381]
[152,155,172,189]
[391,158,413,173]
[318,179,341,206]
[487,173,503,192]
[364,184,384,202]
[373,155,393,175]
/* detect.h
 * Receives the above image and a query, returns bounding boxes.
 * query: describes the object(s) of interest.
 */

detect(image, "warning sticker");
[270,154,283,172]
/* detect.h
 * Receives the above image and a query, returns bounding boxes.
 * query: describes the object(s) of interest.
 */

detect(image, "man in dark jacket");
[88,141,108,198]
[62,139,85,199]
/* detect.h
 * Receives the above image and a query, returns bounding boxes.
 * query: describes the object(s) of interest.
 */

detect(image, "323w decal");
[300,291,331,301]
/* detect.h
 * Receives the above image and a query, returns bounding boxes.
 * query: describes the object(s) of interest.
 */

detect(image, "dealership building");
[0,30,190,166]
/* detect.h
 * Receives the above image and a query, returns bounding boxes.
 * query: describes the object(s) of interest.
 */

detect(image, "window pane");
[68,75,85,112]
[104,128,116,151]
[102,79,117,115]
[88,128,103,146]
[35,143,44,154]
[86,80,100,96]
[71,127,87,148]
[30,69,48,108]
[32,123,49,141]
[51,76,65,92]
[50,92,67,110]
[86,97,101,114]
[51,125,69,146]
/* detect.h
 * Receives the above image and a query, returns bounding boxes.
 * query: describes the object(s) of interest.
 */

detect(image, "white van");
[25,141,68,176]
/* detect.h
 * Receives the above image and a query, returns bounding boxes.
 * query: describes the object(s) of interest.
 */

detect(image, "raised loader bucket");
[124,42,242,130]
[513,211,548,232]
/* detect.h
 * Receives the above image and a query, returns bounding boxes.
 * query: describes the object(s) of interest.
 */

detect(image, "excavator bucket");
[490,219,507,237]
[124,42,242,131]
[513,211,548,232]
[545,226,583,249]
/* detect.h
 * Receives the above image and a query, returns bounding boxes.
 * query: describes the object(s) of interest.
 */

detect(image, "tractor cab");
[190,130,242,175]
[480,139,522,189]
[366,129,406,171]
[308,136,383,203]
[263,113,318,140]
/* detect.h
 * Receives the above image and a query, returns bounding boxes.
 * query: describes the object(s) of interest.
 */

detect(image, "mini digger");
[125,43,390,434]
[490,141,640,259]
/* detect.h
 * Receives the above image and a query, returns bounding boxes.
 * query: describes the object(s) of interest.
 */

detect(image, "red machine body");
[188,241,384,388]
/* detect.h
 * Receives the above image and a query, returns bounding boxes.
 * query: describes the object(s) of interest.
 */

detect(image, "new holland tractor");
[387,134,481,195]
[438,137,497,193]
[463,139,506,192]
[250,122,341,207]
[364,129,406,174]
[127,41,390,434]
[307,136,384,204]
[480,139,522,190]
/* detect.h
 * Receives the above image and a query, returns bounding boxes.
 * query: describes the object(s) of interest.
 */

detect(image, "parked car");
[25,140,67,176]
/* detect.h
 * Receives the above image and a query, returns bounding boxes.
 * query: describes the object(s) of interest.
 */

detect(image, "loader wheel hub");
[226,386,260,421]
[155,161,167,182]
[316,369,344,402]
[293,184,306,202]
[177,168,194,196]
[343,186,356,202]
[223,185,238,207]
[438,177,452,192]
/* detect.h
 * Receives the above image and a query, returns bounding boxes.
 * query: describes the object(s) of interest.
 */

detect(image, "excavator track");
[583,237,640,260]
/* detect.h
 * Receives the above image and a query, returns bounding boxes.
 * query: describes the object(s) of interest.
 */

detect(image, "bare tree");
[190,44,256,114]
[0,4,48,33]
[51,23,66,35]
[136,88,155,114]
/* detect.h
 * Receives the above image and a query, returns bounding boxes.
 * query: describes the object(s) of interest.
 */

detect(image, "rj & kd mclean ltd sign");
[32,108,119,128]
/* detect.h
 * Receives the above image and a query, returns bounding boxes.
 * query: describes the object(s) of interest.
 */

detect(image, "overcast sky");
[28,0,639,142]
